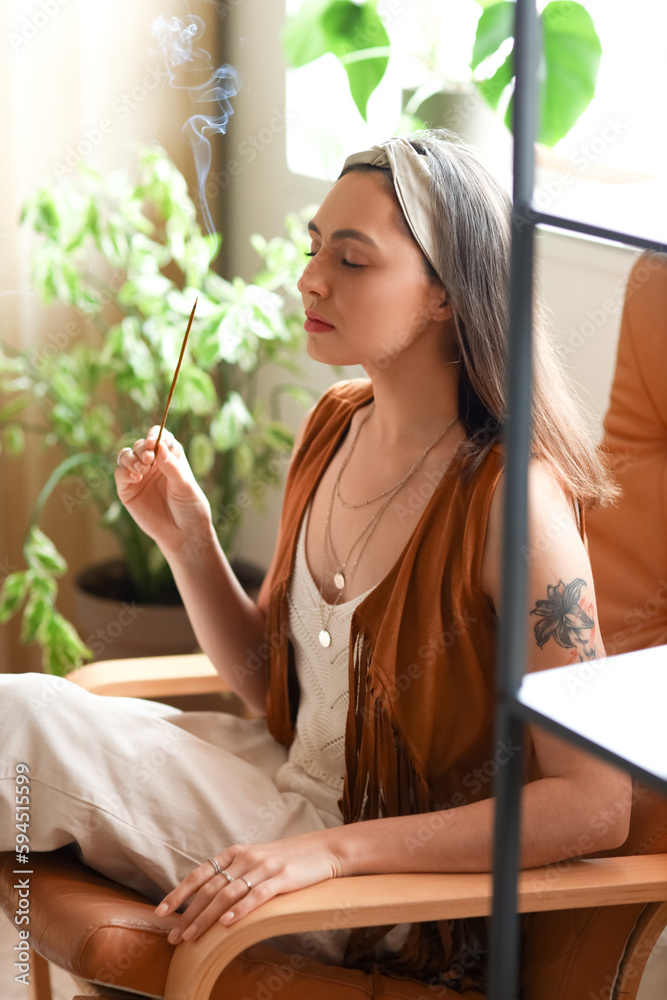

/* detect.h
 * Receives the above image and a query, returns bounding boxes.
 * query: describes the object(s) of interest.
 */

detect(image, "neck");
[363,335,461,449]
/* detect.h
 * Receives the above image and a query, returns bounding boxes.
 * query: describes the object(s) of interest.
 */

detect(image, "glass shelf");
[517,644,667,794]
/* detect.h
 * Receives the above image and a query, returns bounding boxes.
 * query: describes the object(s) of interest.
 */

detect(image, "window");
[286,0,667,242]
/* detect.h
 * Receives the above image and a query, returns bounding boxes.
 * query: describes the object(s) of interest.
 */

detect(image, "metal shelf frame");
[487,3,667,998]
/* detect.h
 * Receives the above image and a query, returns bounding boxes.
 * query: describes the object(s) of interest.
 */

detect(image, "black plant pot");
[74,557,265,662]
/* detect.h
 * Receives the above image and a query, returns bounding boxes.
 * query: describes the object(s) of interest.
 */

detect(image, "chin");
[305,335,359,368]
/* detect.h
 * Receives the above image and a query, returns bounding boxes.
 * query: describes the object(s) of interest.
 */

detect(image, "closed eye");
[304,251,363,270]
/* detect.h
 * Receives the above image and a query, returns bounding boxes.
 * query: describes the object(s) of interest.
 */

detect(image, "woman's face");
[297,170,448,372]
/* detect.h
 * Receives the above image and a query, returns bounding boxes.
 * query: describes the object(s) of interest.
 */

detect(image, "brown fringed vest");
[264,380,541,990]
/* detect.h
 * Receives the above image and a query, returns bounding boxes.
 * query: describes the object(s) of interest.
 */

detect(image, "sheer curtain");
[0,0,222,672]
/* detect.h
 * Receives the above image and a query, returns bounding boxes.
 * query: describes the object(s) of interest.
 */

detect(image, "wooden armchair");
[1,654,666,1000]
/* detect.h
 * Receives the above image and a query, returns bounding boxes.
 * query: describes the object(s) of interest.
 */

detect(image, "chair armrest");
[66,653,229,699]
[164,854,667,1000]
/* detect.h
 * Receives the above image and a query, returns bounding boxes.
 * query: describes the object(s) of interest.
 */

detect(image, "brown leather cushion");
[586,251,667,655]
[0,848,483,999]
[221,944,484,999]
[521,782,667,999]
[0,847,175,997]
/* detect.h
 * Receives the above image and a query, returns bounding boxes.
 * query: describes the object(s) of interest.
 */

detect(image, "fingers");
[161,862,253,944]
[145,426,183,458]
[215,871,271,929]
[155,855,232,919]
[178,876,257,944]
[116,443,150,482]
[156,836,337,946]
[161,856,264,945]
[115,429,183,483]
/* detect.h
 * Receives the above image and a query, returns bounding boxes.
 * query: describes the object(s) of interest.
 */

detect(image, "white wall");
[537,230,639,438]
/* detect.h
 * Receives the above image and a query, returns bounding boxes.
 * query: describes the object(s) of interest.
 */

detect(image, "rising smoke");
[151,13,238,235]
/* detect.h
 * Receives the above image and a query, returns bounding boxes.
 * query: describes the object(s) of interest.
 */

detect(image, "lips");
[304,309,335,333]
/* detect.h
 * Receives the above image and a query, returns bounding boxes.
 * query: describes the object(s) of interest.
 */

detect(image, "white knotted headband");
[342,137,439,279]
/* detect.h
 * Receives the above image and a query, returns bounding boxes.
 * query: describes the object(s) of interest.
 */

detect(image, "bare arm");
[115,411,312,716]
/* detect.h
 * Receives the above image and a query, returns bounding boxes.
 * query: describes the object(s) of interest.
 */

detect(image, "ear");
[426,283,453,321]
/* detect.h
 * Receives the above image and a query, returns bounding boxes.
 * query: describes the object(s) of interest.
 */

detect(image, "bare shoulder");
[482,457,583,605]
[483,455,605,668]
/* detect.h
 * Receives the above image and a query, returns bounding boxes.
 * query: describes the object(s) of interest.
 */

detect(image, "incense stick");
[152,297,198,465]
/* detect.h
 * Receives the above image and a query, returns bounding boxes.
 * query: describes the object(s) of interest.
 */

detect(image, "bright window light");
[286,0,666,241]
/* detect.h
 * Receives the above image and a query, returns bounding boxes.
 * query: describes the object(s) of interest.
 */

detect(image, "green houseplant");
[283,0,601,147]
[471,0,601,146]
[0,144,315,675]
[282,0,391,121]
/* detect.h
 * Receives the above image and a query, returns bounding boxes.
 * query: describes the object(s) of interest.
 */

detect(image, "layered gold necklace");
[315,405,458,648]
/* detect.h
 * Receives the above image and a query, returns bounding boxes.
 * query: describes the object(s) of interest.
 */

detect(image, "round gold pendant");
[333,572,345,590]
[318,629,332,648]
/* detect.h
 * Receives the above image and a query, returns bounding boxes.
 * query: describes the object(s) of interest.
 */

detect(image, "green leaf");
[282,0,333,67]
[475,50,514,110]
[234,441,255,479]
[4,424,25,455]
[339,49,390,120]
[0,572,30,622]
[128,381,159,413]
[538,1,601,145]
[44,613,92,676]
[170,366,217,416]
[35,195,61,237]
[0,351,24,377]
[50,361,88,408]
[320,1,390,120]
[193,321,225,369]
[115,316,156,379]
[30,573,58,601]
[210,391,254,452]
[25,527,67,575]
[204,271,235,305]
[21,594,50,643]
[284,0,389,120]
[280,383,318,409]
[471,1,515,71]
[262,421,295,451]
[189,433,215,478]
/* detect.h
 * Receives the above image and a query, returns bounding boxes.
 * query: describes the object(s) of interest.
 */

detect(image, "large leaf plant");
[283,0,601,147]
[471,0,602,146]
[0,145,316,675]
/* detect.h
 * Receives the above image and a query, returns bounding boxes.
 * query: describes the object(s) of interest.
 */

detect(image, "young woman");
[2,131,630,991]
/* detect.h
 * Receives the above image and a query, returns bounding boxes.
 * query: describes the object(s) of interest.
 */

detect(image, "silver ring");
[221,869,235,884]
[116,451,124,466]
[207,857,222,877]
[239,876,252,891]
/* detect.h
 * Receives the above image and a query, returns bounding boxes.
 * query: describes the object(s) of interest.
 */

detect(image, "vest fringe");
[342,630,488,990]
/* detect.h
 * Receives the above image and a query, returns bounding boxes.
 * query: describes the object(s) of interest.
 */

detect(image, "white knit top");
[273,501,411,957]
[273,501,376,823]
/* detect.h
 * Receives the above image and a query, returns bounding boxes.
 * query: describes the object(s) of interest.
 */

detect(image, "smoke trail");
[151,13,238,236]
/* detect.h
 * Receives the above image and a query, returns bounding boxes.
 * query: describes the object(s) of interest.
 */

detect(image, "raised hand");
[115,426,213,557]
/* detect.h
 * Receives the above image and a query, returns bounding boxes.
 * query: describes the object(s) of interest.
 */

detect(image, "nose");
[297,253,328,300]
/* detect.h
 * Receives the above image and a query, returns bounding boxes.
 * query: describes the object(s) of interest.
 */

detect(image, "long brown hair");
[341,129,617,510]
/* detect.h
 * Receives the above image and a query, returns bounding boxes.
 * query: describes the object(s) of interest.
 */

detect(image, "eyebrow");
[307,220,379,249]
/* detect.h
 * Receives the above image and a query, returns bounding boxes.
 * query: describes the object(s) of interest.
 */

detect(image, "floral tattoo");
[530,578,597,660]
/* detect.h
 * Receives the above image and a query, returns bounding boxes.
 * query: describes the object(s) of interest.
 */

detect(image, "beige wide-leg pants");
[0,672,349,962]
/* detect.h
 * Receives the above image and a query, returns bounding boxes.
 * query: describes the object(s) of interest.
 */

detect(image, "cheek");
[363,273,431,335]
[351,267,423,315]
